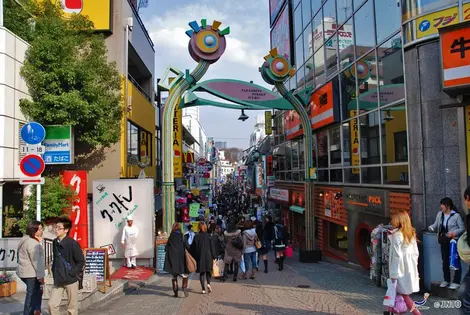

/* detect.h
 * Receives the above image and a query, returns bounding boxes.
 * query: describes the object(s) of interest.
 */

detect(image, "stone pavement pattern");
[81,258,461,315]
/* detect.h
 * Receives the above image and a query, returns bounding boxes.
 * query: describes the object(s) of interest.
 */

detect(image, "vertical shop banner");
[62,170,89,248]
[265,111,273,135]
[173,107,183,177]
[256,159,265,189]
[270,4,292,63]
[266,155,273,177]
[92,179,154,259]
[349,111,360,174]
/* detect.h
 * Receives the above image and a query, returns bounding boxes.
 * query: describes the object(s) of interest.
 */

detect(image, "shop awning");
[289,205,305,214]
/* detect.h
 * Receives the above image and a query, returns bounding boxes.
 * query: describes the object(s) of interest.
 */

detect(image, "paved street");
[81,256,460,315]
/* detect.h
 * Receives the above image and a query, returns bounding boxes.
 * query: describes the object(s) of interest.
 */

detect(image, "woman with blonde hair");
[388,210,421,315]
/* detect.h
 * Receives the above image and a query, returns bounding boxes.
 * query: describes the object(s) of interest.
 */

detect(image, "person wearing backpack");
[273,219,289,271]
[222,222,244,281]
[428,197,465,289]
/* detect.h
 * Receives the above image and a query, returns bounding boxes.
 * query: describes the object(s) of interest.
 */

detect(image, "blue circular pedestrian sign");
[419,20,431,32]
[20,122,46,145]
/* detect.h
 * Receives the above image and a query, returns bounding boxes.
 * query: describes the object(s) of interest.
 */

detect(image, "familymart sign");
[43,125,74,165]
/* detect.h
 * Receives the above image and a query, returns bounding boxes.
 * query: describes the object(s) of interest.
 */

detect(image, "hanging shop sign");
[343,187,386,217]
[270,4,292,63]
[349,111,360,174]
[266,155,273,177]
[439,21,470,92]
[309,77,340,130]
[269,188,289,202]
[173,107,183,177]
[265,111,273,135]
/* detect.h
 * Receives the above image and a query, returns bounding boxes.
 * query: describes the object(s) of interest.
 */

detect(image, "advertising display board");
[54,0,113,32]
[92,179,154,259]
[270,4,292,63]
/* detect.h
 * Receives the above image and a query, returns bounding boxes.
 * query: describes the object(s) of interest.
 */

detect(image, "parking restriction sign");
[439,21,470,91]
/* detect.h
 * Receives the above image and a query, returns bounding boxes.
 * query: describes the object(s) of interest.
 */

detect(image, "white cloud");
[143,0,272,148]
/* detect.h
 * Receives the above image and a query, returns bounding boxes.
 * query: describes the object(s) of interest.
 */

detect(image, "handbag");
[255,235,262,249]
[185,249,197,273]
[285,246,293,258]
[212,259,224,278]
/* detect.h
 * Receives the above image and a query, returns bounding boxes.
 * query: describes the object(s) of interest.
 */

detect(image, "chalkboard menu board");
[84,248,112,293]
[156,244,168,274]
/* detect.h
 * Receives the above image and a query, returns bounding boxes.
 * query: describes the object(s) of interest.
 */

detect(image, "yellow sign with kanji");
[416,4,470,39]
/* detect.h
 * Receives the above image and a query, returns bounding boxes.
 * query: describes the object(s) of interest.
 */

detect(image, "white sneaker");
[440,281,449,287]
[449,283,460,289]
[202,290,207,294]
[207,284,212,293]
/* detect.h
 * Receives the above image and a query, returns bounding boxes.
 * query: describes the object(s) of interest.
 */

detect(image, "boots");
[278,256,285,271]
[182,277,189,297]
[233,263,239,281]
[250,268,256,280]
[222,264,229,282]
[171,279,178,297]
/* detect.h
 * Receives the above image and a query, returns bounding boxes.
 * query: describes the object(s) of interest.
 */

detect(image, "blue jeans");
[460,271,470,314]
[244,252,257,272]
[21,278,42,315]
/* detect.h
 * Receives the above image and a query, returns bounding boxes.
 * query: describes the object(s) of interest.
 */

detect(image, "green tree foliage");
[19,1,123,147]
[19,176,76,231]
[3,0,35,42]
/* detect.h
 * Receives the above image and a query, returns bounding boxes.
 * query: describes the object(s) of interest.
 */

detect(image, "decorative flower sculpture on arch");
[186,19,230,64]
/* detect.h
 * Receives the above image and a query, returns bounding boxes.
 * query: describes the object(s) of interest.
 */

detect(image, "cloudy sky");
[140,0,271,149]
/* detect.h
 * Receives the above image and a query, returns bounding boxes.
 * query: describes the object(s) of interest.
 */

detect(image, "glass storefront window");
[292,140,300,169]
[312,133,318,168]
[329,126,341,166]
[305,57,315,89]
[341,67,357,120]
[297,66,306,90]
[377,33,404,107]
[339,17,355,70]
[311,0,322,16]
[328,223,348,254]
[304,23,313,63]
[402,0,458,21]
[380,104,408,164]
[357,51,378,113]
[360,111,380,165]
[361,166,381,184]
[314,46,326,86]
[286,141,292,169]
[299,138,305,169]
[344,168,360,183]
[278,143,286,171]
[330,169,343,182]
[337,0,353,25]
[294,6,303,40]
[312,10,323,52]
[325,32,339,78]
[317,131,328,167]
[318,169,329,182]
[383,165,409,185]
[374,0,400,44]
[354,0,375,57]
[302,0,311,30]
[295,37,304,68]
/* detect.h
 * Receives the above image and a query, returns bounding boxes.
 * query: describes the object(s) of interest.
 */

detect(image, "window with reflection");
[338,18,355,70]
[295,37,304,67]
[317,131,328,167]
[323,0,336,24]
[305,57,315,88]
[299,138,305,169]
[293,0,301,9]
[296,66,306,90]
[311,0,322,16]
[337,0,353,25]
[357,51,378,113]
[127,121,139,161]
[325,33,338,78]
[341,67,358,120]
[354,0,375,56]
[329,126,341,166]
[360,111,380,165]
[375,0,400,44]
[402,0,458,20]
[304,23,313,63]
[302,0,311,29]
[381,104,407,164]
[312,133,318,168]
[286,141,292,169]
[314,46,326,86]
[362,166,381,184]
[294,6,303,40]
[377,34,404,107]
[353,0,366,10]
[292,140,300,169]
[312,10,323,52]
[384,165,409,185]
[127,120,152,165]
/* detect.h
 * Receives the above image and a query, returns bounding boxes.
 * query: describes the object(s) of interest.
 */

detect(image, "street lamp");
[238,109,249,121]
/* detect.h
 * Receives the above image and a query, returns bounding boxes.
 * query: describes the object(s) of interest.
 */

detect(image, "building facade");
[268,0,432,269]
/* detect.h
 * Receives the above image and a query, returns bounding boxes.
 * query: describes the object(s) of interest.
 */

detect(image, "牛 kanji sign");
[439,21,470,91]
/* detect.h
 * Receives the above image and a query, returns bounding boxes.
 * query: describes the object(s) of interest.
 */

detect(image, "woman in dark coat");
[164,223,189,298]
[257,215,275,273]
[191,222,216,294]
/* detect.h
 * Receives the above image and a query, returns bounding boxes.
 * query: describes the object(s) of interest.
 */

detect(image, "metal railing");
[128,74,152,103]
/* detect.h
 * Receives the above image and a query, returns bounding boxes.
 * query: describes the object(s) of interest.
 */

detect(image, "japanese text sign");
[439,21,470,91]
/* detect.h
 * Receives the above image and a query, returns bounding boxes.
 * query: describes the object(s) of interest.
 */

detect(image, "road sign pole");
[36,184,41,221]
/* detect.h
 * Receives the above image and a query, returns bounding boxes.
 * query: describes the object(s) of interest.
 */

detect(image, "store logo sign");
[270,188,289,202]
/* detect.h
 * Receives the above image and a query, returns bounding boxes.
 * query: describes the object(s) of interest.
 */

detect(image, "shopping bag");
[450,239,461,270]
[185,249,197,273]
[239,256,246,273]
[383,279,397,307]
[212,260,221,277]
[285,246,293,258]
[387,294,408,314]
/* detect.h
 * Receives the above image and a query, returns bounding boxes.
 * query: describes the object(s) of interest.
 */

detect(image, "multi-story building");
[214,141,227,150]
[249,114,267,148]
[268,0,470,273]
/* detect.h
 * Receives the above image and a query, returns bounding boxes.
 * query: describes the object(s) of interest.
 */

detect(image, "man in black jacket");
[48,217,84,315]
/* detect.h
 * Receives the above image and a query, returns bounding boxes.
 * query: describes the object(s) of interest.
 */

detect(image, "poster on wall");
[324,193,332,217]
[332,194,341,219]
[92,179,154,259]
[270,4,292,63]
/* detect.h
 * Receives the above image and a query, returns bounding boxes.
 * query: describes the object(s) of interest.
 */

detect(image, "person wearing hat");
[121,215,139,269]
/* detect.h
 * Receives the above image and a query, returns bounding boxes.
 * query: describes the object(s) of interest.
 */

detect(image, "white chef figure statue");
[121,215,139,268]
